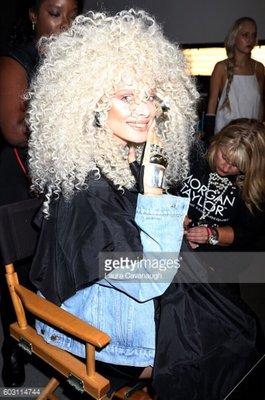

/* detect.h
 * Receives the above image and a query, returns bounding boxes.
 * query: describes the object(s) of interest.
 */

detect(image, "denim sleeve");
[103,194,190,302]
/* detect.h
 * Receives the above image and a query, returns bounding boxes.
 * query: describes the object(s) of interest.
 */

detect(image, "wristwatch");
[207,227,219,245]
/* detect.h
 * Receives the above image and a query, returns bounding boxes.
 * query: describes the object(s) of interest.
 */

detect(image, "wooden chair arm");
[15,285,110,348]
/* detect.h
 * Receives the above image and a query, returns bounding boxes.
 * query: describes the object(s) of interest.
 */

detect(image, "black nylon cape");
[30,175,264,398]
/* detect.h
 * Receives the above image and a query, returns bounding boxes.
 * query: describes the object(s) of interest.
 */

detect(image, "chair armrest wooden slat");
[15,285,110,348]
[10,324,110,399]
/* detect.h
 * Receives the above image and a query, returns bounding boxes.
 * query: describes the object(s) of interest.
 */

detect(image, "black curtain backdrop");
[0,0,29,53]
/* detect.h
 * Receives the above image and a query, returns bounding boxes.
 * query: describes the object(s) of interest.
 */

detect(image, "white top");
[215,72,262,133]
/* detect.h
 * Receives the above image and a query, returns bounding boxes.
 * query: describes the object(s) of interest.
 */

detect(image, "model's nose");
[132,101,150,118]
[222,162,230,173]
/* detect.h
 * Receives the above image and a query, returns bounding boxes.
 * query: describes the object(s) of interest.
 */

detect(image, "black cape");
[153,242,265,399]
[30,176,142,305]
[31,175,264,398]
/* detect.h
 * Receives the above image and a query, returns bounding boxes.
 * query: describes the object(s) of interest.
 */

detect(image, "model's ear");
[29,9,37,25]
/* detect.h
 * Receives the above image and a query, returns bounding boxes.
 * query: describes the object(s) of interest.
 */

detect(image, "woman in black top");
[153,119,265,399]
[184,119,265,251]
[0,0,83,204]
[0,0,83,387]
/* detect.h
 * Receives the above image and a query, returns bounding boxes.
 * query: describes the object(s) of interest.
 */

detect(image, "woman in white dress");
[206,17,264,134]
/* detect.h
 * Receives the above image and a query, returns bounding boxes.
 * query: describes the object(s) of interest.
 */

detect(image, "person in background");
[0,0,83,387]
[184,119,265,252]
[204,17,264,139]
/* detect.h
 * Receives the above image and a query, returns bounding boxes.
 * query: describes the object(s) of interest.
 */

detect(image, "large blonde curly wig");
[28,9,198,208]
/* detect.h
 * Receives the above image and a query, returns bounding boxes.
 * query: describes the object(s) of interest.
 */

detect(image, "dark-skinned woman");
[0,0,83,386]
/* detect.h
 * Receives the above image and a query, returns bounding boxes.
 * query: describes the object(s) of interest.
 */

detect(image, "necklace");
[198,172,233,225]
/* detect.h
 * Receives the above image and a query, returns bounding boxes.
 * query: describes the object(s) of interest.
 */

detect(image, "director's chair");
[0,198,153,400]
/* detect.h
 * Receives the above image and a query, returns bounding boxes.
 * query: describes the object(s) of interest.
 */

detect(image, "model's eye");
[49,10,60,17]
[147,95,155,102]
[241,32,256,40]
[121,95,133,103]
[222,154,236,167]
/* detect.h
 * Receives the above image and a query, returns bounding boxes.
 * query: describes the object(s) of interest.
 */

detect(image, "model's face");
[107,86,157,145]
[30,0,78,39]
[234,21,257,54]
[214,148,240,176]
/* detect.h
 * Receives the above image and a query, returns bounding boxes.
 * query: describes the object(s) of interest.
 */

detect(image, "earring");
[32,21,35,31]
[94,112,102,128]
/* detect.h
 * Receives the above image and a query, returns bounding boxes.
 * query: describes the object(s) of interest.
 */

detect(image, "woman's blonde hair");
[221,17,257,110]
[27,9,198,212]
[208,118,265,212]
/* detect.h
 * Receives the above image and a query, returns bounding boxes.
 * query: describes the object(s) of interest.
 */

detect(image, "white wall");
[84,0,265,45]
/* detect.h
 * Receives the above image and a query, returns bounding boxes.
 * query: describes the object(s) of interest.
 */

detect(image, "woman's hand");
[129,121,167,195]
[186,226,209,245]
[183,216,191,231]
[184,217,201,248]
[141,120,167,195]
[186,225,235,248]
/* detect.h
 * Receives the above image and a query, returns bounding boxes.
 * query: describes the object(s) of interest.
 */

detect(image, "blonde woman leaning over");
[184,118,265,250]
[154,119,265,399]
[206,17,264,135]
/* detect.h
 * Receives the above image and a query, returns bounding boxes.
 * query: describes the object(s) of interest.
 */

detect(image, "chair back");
[0,199,153,400]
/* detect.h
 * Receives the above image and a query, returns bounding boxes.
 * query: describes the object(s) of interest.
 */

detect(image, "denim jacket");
[36,193,189,366]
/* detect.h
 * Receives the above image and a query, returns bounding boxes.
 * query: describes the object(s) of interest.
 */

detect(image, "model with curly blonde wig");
[28,8,196,383]
[207,17,264,135]
[28,9,198,210]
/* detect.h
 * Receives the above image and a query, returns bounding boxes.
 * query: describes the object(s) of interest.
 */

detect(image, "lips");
[128,123,148,128]
[127,120,149,131]
[216,168,226,176]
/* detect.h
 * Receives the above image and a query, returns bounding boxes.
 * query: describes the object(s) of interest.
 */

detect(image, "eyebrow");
[115,90,134,95]
[222,155,238,167]
[240,30,257,34]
